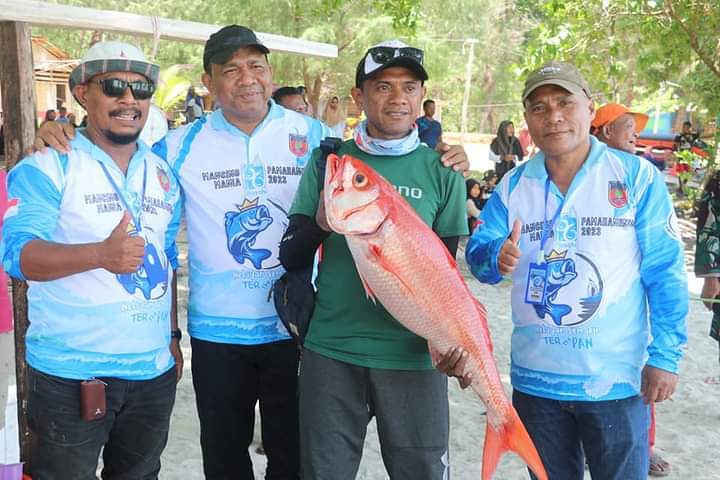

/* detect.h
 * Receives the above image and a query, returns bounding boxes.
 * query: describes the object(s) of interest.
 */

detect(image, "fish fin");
[368,243,414,295]
[428,342,443,366]
[357,271,377,303]
[482,407,547,480]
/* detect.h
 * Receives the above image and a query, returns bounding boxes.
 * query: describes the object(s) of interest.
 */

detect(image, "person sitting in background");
[466,178,483,233]
[184,86,204,123]
[481,169,497,202]
[56,106,69,124]
[296,85,313,116]
[489,120,523,180]
[40,109,56,126]
[674,121,698,152]
[322,95,346,138]
[273,86,308,114]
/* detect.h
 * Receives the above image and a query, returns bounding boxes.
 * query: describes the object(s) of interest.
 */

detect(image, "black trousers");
[28,367,176,480]
[191,338,300,480]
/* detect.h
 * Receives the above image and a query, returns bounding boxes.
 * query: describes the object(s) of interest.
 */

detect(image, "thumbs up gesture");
[100,212,146,274]
[498,219,522,276]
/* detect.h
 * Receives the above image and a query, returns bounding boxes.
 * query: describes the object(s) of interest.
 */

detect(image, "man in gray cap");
[463,61,688,479]
[3,41,182,478]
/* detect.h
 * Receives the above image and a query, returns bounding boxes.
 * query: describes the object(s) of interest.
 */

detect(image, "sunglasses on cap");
[95,78,155,100]
[367,46,424,65]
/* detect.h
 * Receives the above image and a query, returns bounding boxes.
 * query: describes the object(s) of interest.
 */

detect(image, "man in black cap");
[280,39,468,479]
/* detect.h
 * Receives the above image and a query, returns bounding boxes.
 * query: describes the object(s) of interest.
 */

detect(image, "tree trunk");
[0,20,35,471]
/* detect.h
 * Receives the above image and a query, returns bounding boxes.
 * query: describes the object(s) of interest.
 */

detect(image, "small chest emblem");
[289,133,308,157]
[608,181,628,208]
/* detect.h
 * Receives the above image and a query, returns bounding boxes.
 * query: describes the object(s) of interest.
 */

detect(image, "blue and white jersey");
[466,137,688,401]
[1,132,182,380]
[156,101,331,345]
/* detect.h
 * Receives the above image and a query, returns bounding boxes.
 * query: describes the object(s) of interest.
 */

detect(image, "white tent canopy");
[0,0,338,58]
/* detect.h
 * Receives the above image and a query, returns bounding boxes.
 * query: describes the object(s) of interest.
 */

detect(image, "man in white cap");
[280,40,467,478]
[2,41,182,479]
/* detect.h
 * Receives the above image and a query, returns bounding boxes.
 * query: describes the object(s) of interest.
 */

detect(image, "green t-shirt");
[289,140,468,370]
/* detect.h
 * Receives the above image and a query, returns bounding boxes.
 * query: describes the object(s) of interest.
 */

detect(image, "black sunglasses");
[95,78,155,100]
[367,46,424,66]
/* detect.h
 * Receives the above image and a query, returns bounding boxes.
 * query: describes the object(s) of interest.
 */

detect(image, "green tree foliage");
[517,0,720,113]
[32,0,720,135]
[153,66,191,112]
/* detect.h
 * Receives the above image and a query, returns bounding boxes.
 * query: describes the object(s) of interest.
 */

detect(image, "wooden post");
[0,20,35,468]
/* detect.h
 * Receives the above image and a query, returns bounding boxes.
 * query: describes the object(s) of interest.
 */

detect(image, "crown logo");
[236,197,259,212]
[545,249,567,262]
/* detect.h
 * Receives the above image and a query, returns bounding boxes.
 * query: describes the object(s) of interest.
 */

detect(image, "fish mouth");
[338,200,375,221]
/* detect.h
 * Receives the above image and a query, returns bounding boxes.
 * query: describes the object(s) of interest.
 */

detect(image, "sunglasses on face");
[95,78,155,100]
[367,46,424,66]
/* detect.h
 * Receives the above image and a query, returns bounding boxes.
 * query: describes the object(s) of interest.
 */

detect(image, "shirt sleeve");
[465,189,509,285]
[432,169,469,238]
[1,152,65,280]
[163,169,184,270]
[633,164,688,374]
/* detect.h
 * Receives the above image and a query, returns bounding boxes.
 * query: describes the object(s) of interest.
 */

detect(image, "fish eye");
[353,173,368,188]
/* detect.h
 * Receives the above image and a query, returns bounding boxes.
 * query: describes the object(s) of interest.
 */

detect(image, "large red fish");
[323,153,547,480]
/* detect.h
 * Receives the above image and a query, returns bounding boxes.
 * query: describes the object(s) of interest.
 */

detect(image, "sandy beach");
[1,221,719,479]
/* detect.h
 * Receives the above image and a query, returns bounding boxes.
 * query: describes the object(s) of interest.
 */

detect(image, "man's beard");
[103,128,142,145]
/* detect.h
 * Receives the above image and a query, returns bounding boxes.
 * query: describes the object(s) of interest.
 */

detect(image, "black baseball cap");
[355,40,428,88]
[203,25,270,73]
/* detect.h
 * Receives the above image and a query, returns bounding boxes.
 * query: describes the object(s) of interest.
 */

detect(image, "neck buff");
[353,119,420,156]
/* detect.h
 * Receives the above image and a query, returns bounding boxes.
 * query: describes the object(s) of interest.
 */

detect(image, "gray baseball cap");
[522,61,591,103]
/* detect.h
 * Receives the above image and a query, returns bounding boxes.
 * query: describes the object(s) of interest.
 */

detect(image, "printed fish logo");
[532,249,577,326]
[117,240,169,300]
[225,198,273,269]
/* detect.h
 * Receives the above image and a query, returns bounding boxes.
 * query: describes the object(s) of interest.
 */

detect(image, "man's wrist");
[171,329,182,341]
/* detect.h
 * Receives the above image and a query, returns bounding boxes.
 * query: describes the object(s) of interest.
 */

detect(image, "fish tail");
[481,406,547,480]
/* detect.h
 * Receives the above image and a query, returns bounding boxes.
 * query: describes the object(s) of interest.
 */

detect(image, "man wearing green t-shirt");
[279,40,468,479]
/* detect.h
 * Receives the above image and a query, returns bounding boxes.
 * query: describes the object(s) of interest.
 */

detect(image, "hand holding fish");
[498,219,522,276]
[434,346,473,389]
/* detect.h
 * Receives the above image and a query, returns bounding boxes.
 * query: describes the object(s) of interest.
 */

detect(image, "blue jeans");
[513,390,649,480]
[28,367,176,480]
